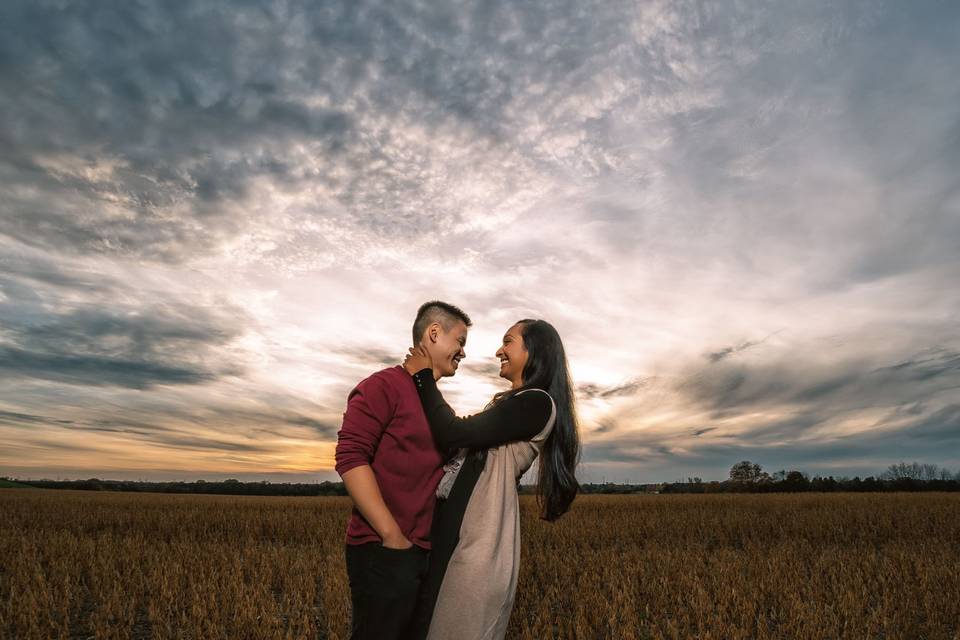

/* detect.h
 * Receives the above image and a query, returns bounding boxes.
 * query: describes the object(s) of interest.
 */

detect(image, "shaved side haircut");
[412,301,472,345]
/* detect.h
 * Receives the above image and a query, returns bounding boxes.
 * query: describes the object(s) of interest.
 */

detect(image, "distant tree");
[811,475,839,491]
[785,470,808,485]
[920,464,940,481]
[881,462,943,481]
[729,461,764,483]
[772,469,787,482]
[882,462,918,480]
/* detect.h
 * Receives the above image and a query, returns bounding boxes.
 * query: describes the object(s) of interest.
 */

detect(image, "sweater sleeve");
[334,373,395,476]
[411,368,552,450]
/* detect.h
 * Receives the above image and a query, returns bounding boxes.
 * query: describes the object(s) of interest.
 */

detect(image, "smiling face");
[426,319,468,378]
[495,323,528,389]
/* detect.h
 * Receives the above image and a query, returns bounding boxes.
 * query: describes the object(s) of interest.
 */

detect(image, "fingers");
[403,344,432,368]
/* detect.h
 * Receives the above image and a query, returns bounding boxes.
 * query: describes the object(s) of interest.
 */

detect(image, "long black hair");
[494,319,580,521]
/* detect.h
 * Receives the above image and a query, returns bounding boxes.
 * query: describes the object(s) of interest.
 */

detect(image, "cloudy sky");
[1,0,958,484]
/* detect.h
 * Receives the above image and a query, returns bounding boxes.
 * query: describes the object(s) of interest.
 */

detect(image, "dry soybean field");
[1,489,958,640]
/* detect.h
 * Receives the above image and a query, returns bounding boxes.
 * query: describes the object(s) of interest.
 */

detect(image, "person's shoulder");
[371,364,409,385]
[517,388,554,401]
[514,388,554,412]
[524,388,553,398]
[354,366,406,393]
[512,389,555,437]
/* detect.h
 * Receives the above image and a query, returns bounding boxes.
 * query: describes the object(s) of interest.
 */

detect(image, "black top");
[411,368,553,450]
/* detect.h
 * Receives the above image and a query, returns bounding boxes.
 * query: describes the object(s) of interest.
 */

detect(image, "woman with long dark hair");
[401,319,580,640]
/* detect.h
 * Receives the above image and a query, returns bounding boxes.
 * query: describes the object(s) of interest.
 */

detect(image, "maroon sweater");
[334,365,446,549]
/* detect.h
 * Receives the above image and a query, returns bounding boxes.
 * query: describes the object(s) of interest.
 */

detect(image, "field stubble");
[1,490,958,639]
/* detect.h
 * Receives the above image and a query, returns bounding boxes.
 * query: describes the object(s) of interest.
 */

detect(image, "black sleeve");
[412,368,552,450]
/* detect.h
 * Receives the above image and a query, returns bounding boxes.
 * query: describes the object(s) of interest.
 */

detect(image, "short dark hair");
[412,301,472,345]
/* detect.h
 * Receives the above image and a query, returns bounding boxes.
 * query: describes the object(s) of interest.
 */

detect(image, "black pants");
[344,542,429,640]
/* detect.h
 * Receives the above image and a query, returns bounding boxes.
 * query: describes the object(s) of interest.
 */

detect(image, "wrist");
[410,367,434,382]
[380,526,403,541]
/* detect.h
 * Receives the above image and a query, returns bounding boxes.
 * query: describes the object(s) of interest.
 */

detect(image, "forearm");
[341,465,404,541]
[412,369,551,449]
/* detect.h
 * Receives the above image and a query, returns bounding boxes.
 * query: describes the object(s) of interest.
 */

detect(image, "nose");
[495,346,504,358]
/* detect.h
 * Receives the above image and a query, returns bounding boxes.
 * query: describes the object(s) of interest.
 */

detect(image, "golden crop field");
[1,489,958,640]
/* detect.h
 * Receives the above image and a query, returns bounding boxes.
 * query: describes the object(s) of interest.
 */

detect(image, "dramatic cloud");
[1,0,958,482]
[0,249,249,388]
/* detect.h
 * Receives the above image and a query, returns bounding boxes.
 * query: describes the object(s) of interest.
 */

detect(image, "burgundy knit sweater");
[334,365,446,549]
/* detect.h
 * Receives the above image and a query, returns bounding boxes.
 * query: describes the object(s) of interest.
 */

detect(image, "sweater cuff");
[412,368,434,392]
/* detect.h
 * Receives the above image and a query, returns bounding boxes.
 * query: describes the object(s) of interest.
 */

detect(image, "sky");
[1,0,958,484]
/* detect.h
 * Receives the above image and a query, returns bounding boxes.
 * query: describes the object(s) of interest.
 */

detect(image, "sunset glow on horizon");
[1,1,958,484]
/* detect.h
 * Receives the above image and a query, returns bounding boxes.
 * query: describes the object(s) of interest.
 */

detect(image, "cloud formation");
[1,0,958,482]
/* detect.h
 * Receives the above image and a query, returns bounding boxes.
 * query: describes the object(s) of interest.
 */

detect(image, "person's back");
[334,301,472,640]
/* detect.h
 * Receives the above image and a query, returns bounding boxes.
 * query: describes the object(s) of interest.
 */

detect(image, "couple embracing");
[334,301,580,640]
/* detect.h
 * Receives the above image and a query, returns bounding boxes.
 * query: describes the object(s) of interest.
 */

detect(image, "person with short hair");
[335,300,472,640]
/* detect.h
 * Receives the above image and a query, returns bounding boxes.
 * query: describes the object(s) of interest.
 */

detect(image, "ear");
[428,322,441,343]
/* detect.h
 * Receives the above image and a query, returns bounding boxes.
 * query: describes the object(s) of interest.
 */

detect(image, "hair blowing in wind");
[496,319,581,521]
